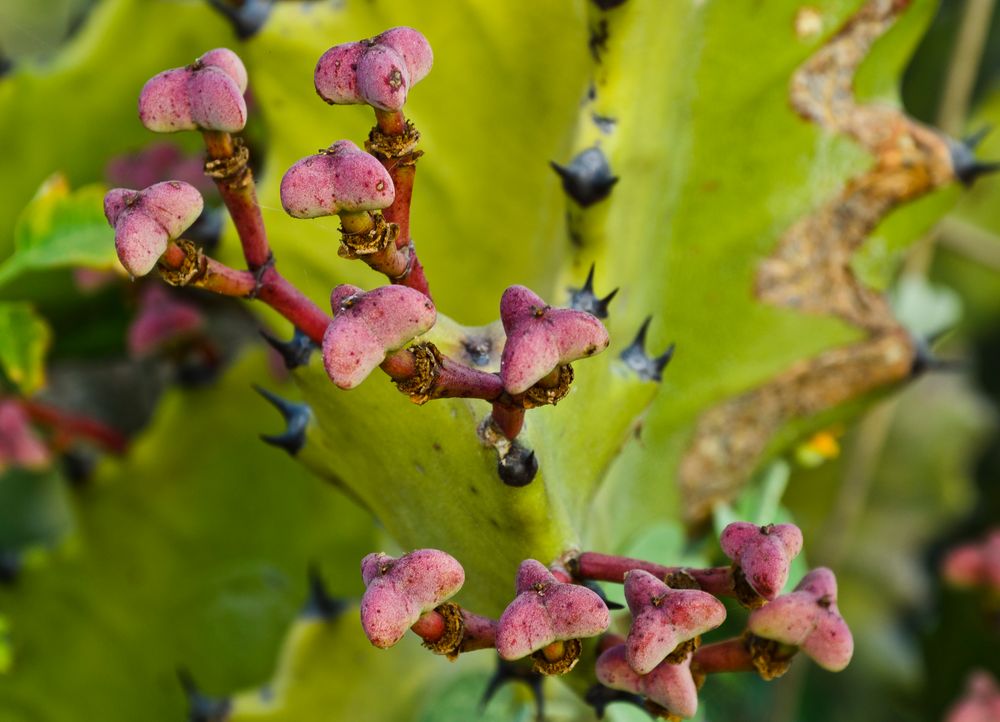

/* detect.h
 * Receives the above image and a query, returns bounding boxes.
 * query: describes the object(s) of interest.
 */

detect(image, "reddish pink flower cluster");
[942,528,1000,594]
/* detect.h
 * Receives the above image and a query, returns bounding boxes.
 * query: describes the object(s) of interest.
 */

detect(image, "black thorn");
[497,443,538,487]
[584,683,649,720]
[910,340,966,377]
[948,132,1000,186]
[550,147,618,208]
[592,0,629,9]
[186,208,225,251]
[0,54,12,78]
[582,579,624,610]
[591,112,617,134]
[963,125,992,150]
[205,0,273,40]
[480,658,545,722]
[253,385,311,455]
[620,317,674,382]
[61,448,99,487]
[568,263,618,319]
[462,337,493,367]
[260,328,316,370]
[302,564,348,620]
[0,550,21,585]
[177,668,232,722]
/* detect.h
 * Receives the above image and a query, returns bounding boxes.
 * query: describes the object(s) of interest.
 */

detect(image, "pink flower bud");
[942,529,1000,592]
[127,285,205,359]
[356,44,410,112]
[747,567,853,672]
[280,140,395,219]
[495,559,610,661]
[323,284,436,389]
[720,521,803,600]
[139,48,248,133]
[623,569,727,674]
[314,42,365,105]
[0,400,50,472]
[359,549,464,649]
[498,285,610,395]
[946,670,1000,722]
[314,28,432,110]
[596,644,699,719]
[375,27,433,85]
[104,181,204,277]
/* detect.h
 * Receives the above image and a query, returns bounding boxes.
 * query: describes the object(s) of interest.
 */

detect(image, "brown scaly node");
[203,138,251,188]
[392,342,443,404]
[746,633,794,680]
[530,638,582,676]
[732,565,768,610]
[519,365,574,409]
[366,120,423,163]
[158,239,207,287]
[338,213,400,258]
[665,637,699,665]
[420,602,465,660]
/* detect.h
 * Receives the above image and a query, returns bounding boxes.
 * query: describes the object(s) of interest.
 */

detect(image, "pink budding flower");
[315,27,433,112]
[360,549,465,649]
[323,284,436,389]
[280,140,395,221]
[104,181,204,277]
[946,670,1000,722]
[624,569,727,674]
[747,567,853,672]
[596,644,699,719]
[495,559,610,674]
[0,400,50,472]
[499,285,610,395]
[720,521,803,602]
[139,48,248,133]
[941,529,1000,592]
[127,285,205,359]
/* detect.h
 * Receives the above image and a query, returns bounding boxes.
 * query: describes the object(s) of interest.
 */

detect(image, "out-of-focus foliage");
[0,0,997,721]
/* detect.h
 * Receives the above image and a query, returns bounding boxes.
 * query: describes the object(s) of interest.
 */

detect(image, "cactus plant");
[1,0,999,720]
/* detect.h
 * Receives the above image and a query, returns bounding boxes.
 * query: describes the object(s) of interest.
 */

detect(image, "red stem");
[575,552,735,597]
[490,403,525,441]
[409,607,497,653]
[23,401,128,455]
[202,130,272,271]
[691,638,756,675]
[380,348,506,401]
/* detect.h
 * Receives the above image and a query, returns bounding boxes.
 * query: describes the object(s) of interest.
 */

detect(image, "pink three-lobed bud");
[323,284,436,389]
[139,48,248,133]
[127,285,205,359]
[314,27,433,112]
[498,285,610,395]
[720,521,803,600]
[495,559,610,660]
[941,528,1000,592]
[104,181,204,277]
[359,549,465,649]
[596,644,700,719]
[280,140,395,219]
[0,400,50,472]
[623,569,727,674]
[946,670,1000,722]
[747,567,854,672]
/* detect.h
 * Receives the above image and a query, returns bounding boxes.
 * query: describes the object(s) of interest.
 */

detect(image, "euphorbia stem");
[201,130,272,271]
[369,109,430,297]
[574,552,735,597]
[409,607,497,653]
[691,638,756,675]
[159,241,331,345]
[23,401,128,454]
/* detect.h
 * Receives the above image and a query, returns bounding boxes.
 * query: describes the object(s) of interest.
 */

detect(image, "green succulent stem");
[572,552,735,597]
[200,129,272,272]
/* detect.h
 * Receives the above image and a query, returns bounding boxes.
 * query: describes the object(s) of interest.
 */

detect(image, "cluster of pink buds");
[942,528,1000,596]
[355,520,853,719]
[946,670,1000,722]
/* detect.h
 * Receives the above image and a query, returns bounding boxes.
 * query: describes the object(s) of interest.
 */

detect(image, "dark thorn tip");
[0,550,21,585]
[205,0,273,40]
[621,318,674,382]
[177,668,232,722]
[949,133,1000,186]
[260,327,316,370]
[303,564,348,620]
[497,444,538,487]
[582,579,624,610]
[584,683,649,720]
[568,263,618,319]
[550,147,618,208]
[253,385,311,455]
[480,659,545,722]
[963,125,992,150]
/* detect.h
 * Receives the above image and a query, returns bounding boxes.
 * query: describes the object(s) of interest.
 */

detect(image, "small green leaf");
[0,301,51,393]
[0,175,115,289]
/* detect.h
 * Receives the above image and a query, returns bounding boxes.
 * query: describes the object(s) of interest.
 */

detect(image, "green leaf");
[0,175,115,290]
[0,350,378,719]
[0,301,51,393]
